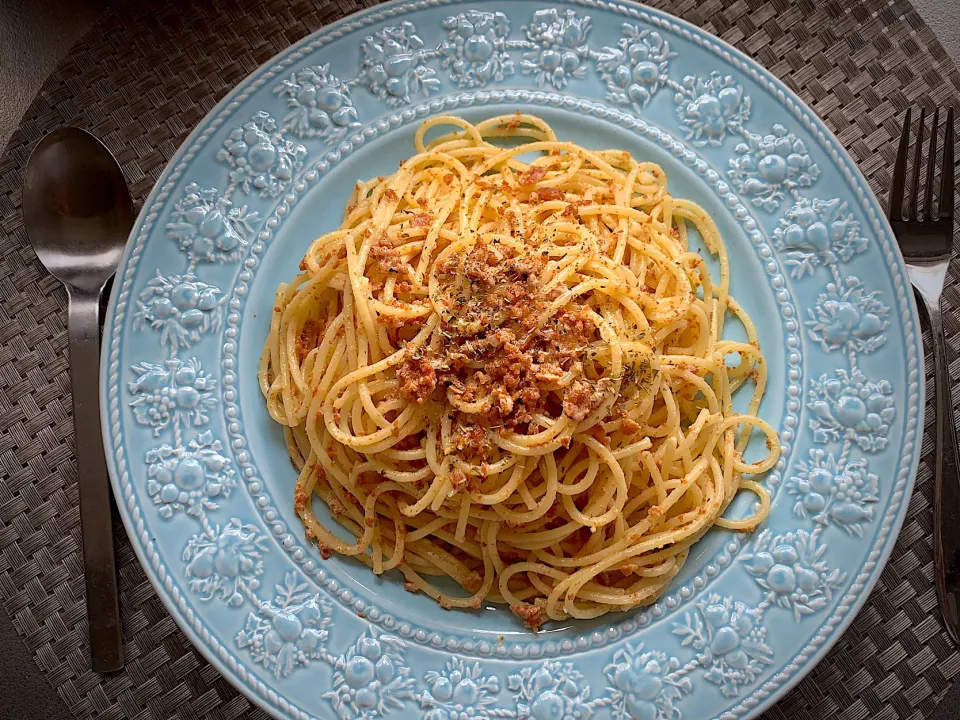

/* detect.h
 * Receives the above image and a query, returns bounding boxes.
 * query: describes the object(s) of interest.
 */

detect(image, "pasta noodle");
[259,114,780,628]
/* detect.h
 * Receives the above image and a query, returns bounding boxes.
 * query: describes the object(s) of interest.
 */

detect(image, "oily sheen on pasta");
[259,114,780,628]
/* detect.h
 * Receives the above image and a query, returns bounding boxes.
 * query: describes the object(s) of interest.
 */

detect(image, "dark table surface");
[2,0,960,718]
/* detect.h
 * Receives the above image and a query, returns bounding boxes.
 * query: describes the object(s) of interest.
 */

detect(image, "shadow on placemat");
[0,0,958,718]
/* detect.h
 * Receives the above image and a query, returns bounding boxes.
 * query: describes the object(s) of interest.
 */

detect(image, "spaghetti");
[259,114,780,628]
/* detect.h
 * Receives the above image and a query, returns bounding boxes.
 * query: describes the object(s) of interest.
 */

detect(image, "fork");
[889,106,958,643]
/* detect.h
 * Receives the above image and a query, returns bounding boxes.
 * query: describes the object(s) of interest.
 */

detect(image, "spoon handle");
[67,288,123,672]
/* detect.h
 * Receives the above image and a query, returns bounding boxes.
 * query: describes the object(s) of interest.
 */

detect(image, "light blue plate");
[101,2,923,718]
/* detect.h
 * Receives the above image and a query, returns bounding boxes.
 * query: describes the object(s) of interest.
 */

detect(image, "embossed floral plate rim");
[100,1,923,719]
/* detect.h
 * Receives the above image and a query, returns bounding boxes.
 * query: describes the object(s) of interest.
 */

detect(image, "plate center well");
[235,103,789,639]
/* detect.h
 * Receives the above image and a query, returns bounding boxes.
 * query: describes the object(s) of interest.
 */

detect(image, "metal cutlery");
[23,128,133,672]
[888,106,958,643]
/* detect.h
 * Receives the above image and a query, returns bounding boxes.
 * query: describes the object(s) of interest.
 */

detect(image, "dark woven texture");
[0,0,958,718]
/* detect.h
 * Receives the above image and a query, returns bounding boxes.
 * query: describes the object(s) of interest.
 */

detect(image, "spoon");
[23,127,132,673]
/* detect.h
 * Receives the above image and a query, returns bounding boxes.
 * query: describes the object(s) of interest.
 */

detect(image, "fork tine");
[925,107,940,220]
[909,107,926,221]
[943,106,954,219]
[890,107,911,221]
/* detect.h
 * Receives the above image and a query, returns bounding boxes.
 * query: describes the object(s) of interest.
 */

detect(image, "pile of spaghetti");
[259,114,780,628]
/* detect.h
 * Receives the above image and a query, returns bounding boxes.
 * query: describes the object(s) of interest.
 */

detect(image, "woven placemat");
[1,0,958,718]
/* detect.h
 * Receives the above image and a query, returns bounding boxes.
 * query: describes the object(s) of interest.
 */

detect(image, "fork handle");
[928,300,960,644]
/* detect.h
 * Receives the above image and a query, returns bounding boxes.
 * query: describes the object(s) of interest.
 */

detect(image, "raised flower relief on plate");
[741,530,846,622]
[133,272,224,352]
[417,657,502,720]
[128,358,217,436]
[166,182,258,264]
[236,571,333,679]
[507,661,597,720]
[145,431,235,519]
[359,21,440,106]
[772,198,869,279]
[217,111,307,197]
[728,124,820,212]
[440,11,514,88]
[807,368,895,451]
[183,518,268,607]
[520,9,592,90]
[672,594,772,698]
[274,64,360,141]
[324,627,415,720]
[673,73,750,147]
[604,643,692,720]
[786,449,879,535]
[805,277,889,354]
[597,25,675,113]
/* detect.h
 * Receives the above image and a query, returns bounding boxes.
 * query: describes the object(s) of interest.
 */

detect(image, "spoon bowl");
[24,128,133,293]
[23,127,133,673]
